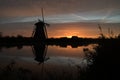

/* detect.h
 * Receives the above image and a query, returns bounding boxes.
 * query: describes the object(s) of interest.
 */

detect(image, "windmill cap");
[35,20,45,26]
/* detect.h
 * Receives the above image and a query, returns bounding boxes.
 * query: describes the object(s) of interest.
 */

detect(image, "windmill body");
[33,20,47,42]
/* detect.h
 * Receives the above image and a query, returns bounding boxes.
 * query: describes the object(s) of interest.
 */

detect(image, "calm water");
[0,44,96,80]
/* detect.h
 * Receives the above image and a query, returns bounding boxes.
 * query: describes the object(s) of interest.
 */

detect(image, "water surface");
[0,44,96,80]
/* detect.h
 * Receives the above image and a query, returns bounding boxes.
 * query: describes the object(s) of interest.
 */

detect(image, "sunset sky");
[0,0,120,38]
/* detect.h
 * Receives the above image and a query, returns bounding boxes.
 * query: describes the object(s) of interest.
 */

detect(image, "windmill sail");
[41,8,48,39]
[41,8,45,22]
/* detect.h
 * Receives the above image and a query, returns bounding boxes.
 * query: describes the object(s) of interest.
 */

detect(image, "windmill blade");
[41,8,50,26]
[41,8,49,38]
[41,8,45,23]
[45,23,50,27]
[45,57,50,61]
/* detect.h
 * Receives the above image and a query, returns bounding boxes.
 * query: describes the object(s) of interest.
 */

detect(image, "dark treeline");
[0,35,120,48]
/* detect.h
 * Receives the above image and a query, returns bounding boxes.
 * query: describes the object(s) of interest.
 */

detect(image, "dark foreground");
[82,39,120,80]
[0,37,120,80]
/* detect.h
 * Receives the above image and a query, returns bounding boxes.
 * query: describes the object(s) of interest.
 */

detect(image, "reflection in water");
[0,39,119,80]
[32,44,49,64]
[0,43,96,80]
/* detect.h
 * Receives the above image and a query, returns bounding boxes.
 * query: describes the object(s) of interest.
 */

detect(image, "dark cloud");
[0,0,120,23]
[0,0,120,17]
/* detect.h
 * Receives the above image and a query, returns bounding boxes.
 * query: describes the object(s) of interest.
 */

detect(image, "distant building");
[71,36,78,39]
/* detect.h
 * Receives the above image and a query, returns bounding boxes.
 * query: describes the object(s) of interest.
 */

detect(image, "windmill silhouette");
[32,44,49,64]
[32,8,49,42]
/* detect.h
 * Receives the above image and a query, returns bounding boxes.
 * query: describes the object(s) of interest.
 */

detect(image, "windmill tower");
[32,8,49,42]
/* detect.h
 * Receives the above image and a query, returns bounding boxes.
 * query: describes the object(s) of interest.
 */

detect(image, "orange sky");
[47,23,98,38]
[0,22,120,38]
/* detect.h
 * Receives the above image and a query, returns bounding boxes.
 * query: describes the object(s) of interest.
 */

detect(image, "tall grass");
[98,24,120,39]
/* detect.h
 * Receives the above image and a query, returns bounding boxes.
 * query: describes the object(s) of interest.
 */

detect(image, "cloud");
[1,12,120,24]
[0,0,120,23]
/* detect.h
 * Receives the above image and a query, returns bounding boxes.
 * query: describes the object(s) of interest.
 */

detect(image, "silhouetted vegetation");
[0,60,33,80]
[80,38,120,80]
[98,24,120,39]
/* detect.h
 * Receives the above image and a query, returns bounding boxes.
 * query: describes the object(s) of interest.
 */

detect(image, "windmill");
[32,8,50,42]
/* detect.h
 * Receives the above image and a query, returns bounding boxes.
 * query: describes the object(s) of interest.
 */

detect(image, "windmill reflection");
[32,44,49,64]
